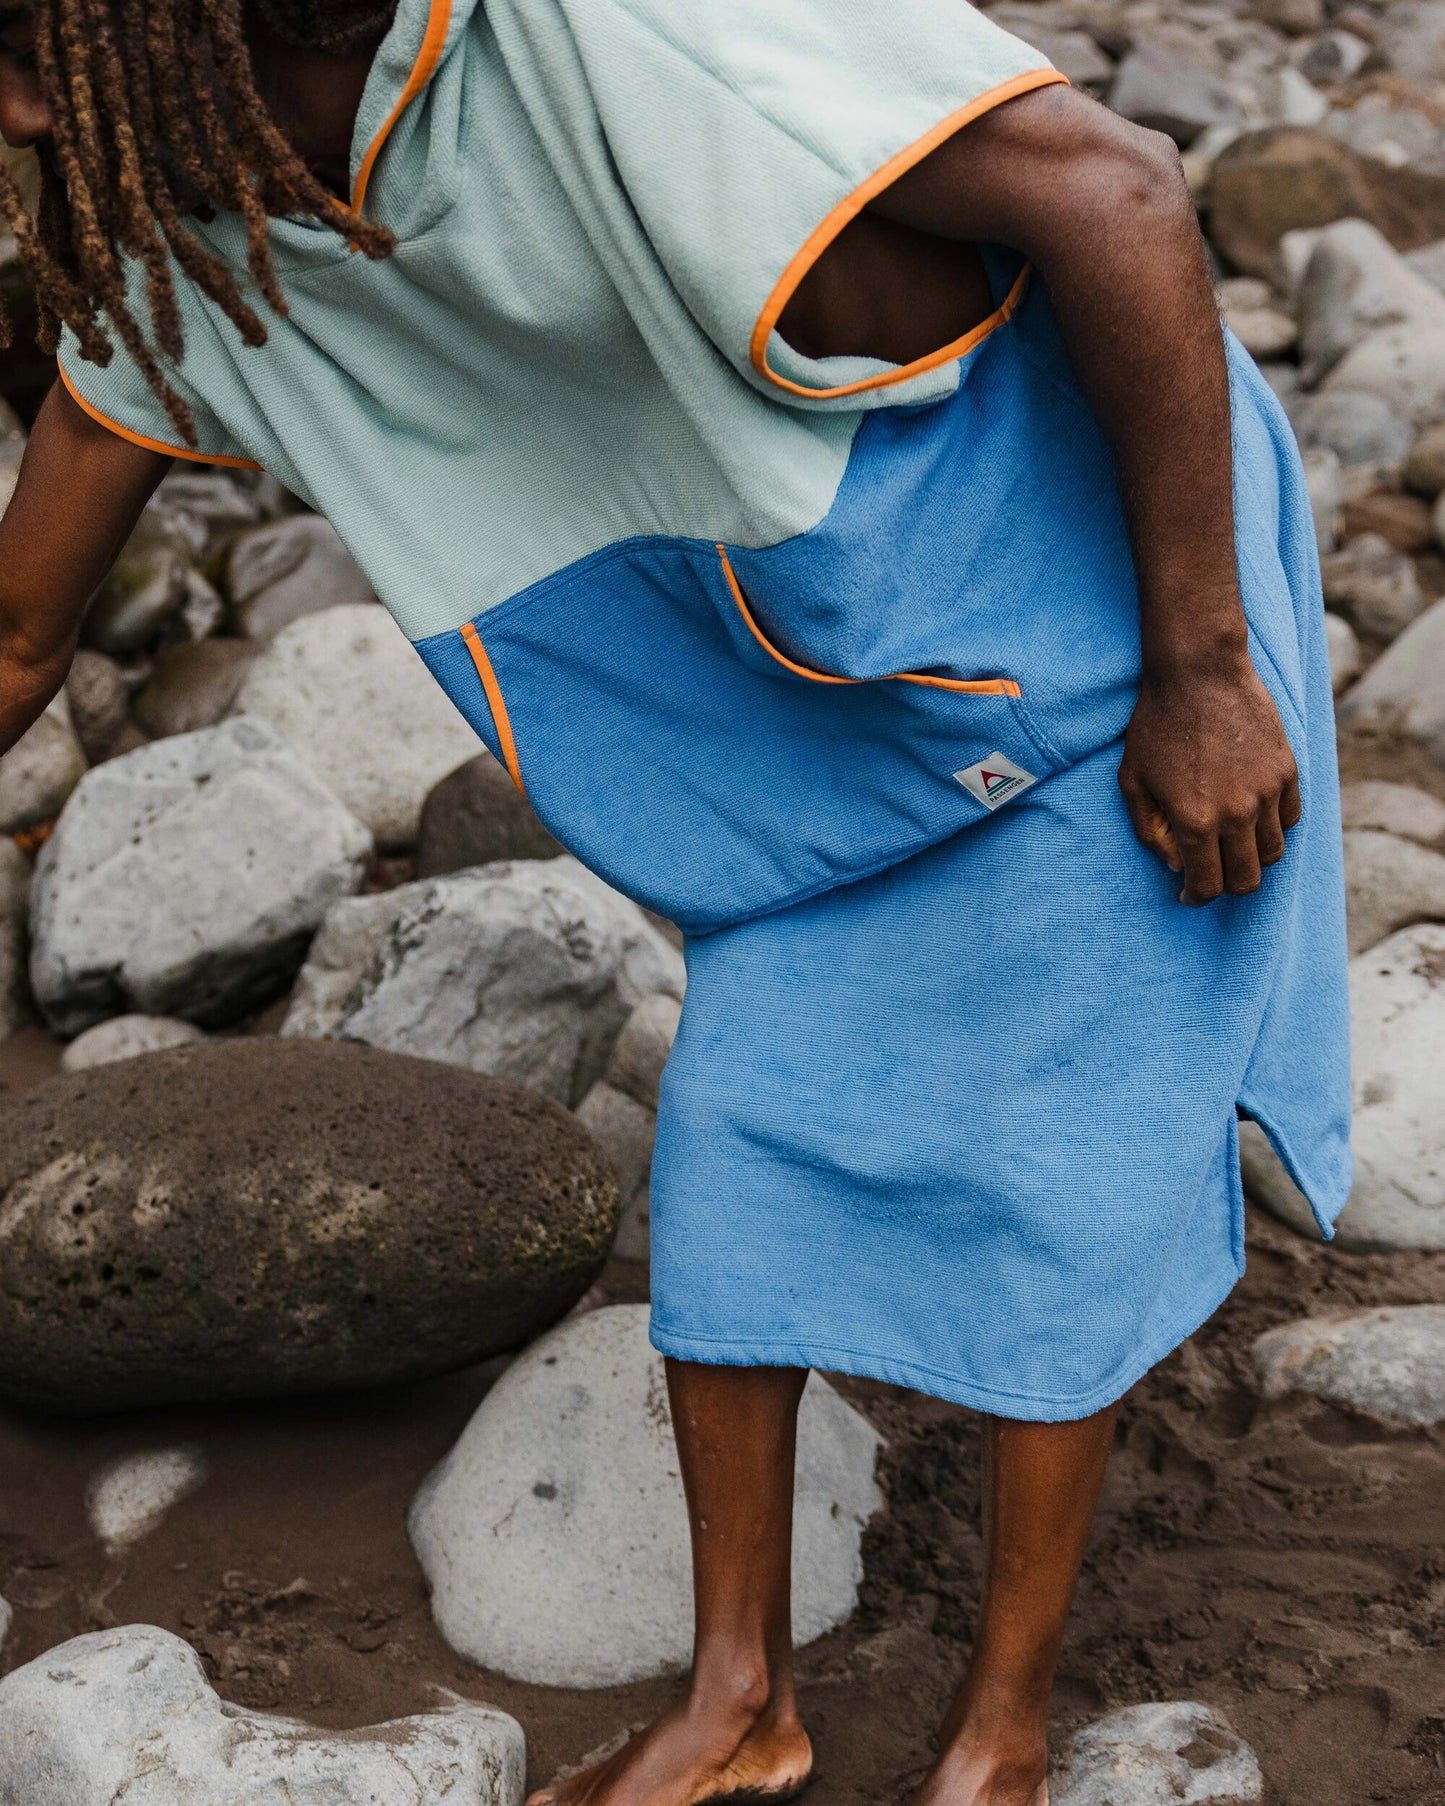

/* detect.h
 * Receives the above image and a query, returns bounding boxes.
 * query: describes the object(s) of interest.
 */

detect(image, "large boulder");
[1241,923,1445,1250]
[0,837,31,1039]
[0,1038,620,1410]
[28,717,372,1033]
[224,512,376,641]
[1052,1702,1262,1806]
[416,752,564,877]
[231,603,478,848]
[282,857,684,1106]
[408,1305,881,1687]
[1338,594,1445,761]
[1342,828,1445,952]
[1296,217,1445,383]
[1254,1305,1445,1426]
[0,1625,525,1806]
[0,693,86,835]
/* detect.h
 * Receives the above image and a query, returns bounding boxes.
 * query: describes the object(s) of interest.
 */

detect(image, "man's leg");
[527,1358,814,1806]
[912,1405,1120,1806]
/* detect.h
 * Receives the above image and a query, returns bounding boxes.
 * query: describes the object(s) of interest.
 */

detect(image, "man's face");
[0,8,53,150]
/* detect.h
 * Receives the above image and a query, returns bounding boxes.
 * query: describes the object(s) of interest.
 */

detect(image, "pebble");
[86,1448,207,1553]
[1337,491,1433,556]
[1254,1305,1445,1424]
[0,694,86,836]
[1340,779,1445,843]
[132,638,256,740]
[0,1625,526,1806]
[1297,218,1445,385]
[1288,389,1414,468]
[408,1304,881,1686]
[224,512,376,641]
[416,750,563,877]
[1320,532,1425,638]
[63,651,130,765]
[60,1014,205,1071]
[1322,323,1445,429]
[1401,419,1445,494]
[1108,46,1242,147]
[83,504,193,656]
[1339,593,1445,761]
[1324,610,1362,694]
[1342,827,1445,953]
[1052,1701,1263,1806]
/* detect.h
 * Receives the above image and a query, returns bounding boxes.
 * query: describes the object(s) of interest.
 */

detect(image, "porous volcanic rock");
[0,1038,620,1410]
[416,752,564,877]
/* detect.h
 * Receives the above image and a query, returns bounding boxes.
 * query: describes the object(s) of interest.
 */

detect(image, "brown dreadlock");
[0,0,395,445]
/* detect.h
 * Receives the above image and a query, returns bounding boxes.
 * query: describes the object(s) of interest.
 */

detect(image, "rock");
[232,603,477,848]
[1342,828,1445,952]
[1241,923,1445,1250]
[0,1591,10,1652]
[132,638,256,740]
[1224,302,1299,359]
[1297,28,1371,84]
[1402,420,1445,496]
[0,1625,525,1806]
[154,466,264,560]
[224,512,376,641]
[1320,532,1426,637]
[1405,235,1445,297]
[172,567,225,644]
[1302,444,1341,552]
[1249,0,1323,31]
[1291,389,1413,467]
[1260,64,1329,130]
[0,837,31,1039]
[1375,1,1445,82]
[1339,593,1445,760]
[408,1304,881,1687]
[1325,611,1363,693]
[283,856,684,1106]
[83,504,193,655]
[1297,218,1445,383]
[63,651,130,764]
[1051,1701,1263,1806]
[86,1448,206,1552]
[1321,324,1445,428]
[1323,104,1441,170]
[60,1013,206,1071]
[1108,45,1242,148]
[1340,778,1445,843]
[0,694,86,835]
[0,419,24,516]
[29,717,372,1034]
[1253,1305,1445,1425]
[575,991,681,1260]
[1338,493,1433,556]
[416,751,564,877]
[0,1037,619,1410]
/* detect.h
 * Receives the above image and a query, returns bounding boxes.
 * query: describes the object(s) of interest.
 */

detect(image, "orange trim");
[716,547,1020,698]
[350,0,453,217]
[57,357,262,469]
[750,67,1070,402]
[460,619,526,795]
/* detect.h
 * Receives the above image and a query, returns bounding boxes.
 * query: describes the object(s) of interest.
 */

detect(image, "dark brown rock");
[0,1038,620,1411]
[132,638,256,740]
[1339,491,1435,554]
[415,752,563,878]
[64,651,130,764]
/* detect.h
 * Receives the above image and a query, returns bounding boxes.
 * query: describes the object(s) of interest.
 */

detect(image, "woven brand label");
[953,751,1037,811]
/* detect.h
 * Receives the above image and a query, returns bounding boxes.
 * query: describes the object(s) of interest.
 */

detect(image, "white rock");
[1108,45,1242,147]
[1406,237,1445,299]
[1340,779,1445,844]
[1288,390,1413,468]
[1321,325,1445,429]
[1254,1305,1445,1424]
[1339,593,1445,760]
[0,1624,525,1806]
[232,603,477,848]
[1298,220,1445,386]
[1259,63,1328,127]
[1343,828,1445,952]
[1324,611,1361,694]
[409,1305,881,1687]
[282,857,684,1105]
[1320,533,1425,640]
[225,512,376,641]
[0,693,86,835]
[1225,304,1299,359]
[30,717,372,1034]
[86,1447,207,1552]
[60,1014,205,1072]
[0,837,30,1039]
[1241,923,1445,1249]
[1052,1701,1263,1806]
[1302,445,1341,553]
[1276,226,1326,303]
[1375,1,1445,82]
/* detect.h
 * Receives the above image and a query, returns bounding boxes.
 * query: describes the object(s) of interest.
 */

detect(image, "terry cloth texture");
[55,0,1351,1415]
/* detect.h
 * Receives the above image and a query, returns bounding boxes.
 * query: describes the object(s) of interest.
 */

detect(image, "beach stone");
[1320,533,1426,638]
[408,1304,882,1687]
[1402,420,1445,495]
[1375,0,1445,81]
[63,651,130,764]
[1322,323,1445,428]
[0,1624,525,1806]
[0,694,86,835]
[224,512,376,641]
[1343,828,1445,952]
[1051,1701,1263,1806]
[283,857,684,1106]
[1297,218,1445,383]
[86,1448,207,1552]
[1288,389,1413,468]
[0,837,31,1039]
[132,638,256,740]
[0,1037,619,1410]
[1241,923,1445,1249]
[575,991,681,1260]
[155,466,265,560]
[1254,1305,1445,1425]
[1250,0,1323,33]
[1225,303,1299,359]
[1338,492,1433,556]
[60,1013,205,1071]
[1298,29,1371,84]
[29,717,372,1034]
[83,505,192,655]
[416,751,563,877]
[986,14,1114,88]
[1302,445,1341,553]
[1339,593,1445,761]
[1340,779,1445,843]
[232,603,477,848]
[1108,45,1241,147]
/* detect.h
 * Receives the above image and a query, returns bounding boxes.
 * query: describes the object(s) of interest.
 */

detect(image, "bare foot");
[526,1689,814,1806]
[908,1741,1048,1806]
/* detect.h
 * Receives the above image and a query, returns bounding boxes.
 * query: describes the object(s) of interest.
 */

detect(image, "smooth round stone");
[1340,779,1445,844]
[85,1448,207,1552]
[416,752,564,877]
[1254,1305,1445,1425]
[60,1015,205,1072]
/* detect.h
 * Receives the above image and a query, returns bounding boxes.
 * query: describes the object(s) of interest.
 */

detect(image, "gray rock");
[1249,0,1322,32]
[1340,778,1445,843]
[154,466,265,560]
[1051,1702,1263,1806]
[1302,445,1341,553]
[1254,1305,1445,1424]
[232,603,478,848]
[60,1013,206,1071]
[0,1625,525,1806]
[1297,29,1370,84]
[1320,533,1425,640]
[575,991,681,1259]
[1339,593,1445,761]
[1406,236,1445,298]
[132,638,256,740]
[416,751,564,877]
[1321,325,1445,428]
[0,694,87,835]
[29,717,372,1033]
[1241,923,1445,1249]
[0,1037,619,1410]
[0,837,31,1039]
[86,1447,207,1552]
[985,12,1114,87]
[1290,390,1414,468]
[1109,45,1243,147]
[408,1304,881,1687]
[1321,104,1441,170]
[1343,828,1445,952]
[63,651,130,764]
[1374,0,1445,82]
[1297,219,1445,384]
[224,512,376,641]
[1325,611,1362,694]
[83,505,193,655]
[1225,303,1299,359]
[282,857,684,1106]
[0,421,24,516]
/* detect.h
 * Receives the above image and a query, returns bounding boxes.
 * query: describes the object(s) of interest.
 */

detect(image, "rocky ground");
[3,1,1445,1802]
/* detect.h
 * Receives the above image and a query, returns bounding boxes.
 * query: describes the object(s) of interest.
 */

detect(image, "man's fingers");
[1280,768,1302,831]
[1178,827,1225,905]
[1222,821,1263,895]
[1256,797,1286,868]
[1121,774,1183,871]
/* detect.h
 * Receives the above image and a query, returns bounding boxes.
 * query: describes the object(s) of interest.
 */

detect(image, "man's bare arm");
[0,380,172,754]
[874,83,1300,905]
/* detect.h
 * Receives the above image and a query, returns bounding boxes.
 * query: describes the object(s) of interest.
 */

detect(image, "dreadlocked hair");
[0,0,395,446]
